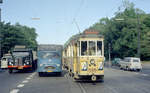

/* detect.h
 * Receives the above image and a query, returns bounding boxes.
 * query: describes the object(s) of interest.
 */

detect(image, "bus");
[62,30,104,81]
[8,45,33,73]
[37,44,63,76]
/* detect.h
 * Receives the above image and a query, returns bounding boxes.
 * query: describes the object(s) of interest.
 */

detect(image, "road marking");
[78,83,87,93]
[29,72,36,78]
[135,72,139,75]
[10,89,19,93]
[106,85,119,93]
[141,74,149,76]
[22,80,29,83]
[26,77,31,80]
[17,84,24,88]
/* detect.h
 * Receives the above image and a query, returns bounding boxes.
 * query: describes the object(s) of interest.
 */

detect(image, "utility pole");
[136,12,141,58]
[108,43,111,67]
[0,0,2,58]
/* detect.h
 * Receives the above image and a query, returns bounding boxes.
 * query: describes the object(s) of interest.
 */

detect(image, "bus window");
[89,41,96,56]
[97,41,102,56]
[81,41,87,56]
[40,52,60,59]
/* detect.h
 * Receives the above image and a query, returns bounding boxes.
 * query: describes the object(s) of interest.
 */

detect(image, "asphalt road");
[0,63,150,93]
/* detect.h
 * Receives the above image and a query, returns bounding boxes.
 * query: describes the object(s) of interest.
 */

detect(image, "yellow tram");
[62,30,104,81]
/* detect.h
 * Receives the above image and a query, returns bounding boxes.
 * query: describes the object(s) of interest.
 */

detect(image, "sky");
[1,0,150,44]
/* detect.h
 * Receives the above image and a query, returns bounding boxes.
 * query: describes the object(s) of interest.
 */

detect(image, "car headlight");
[26,61,30,65]
[9,62,14,65]
[56,64,60,67]
[99,62,103,70]
[40,64,43,67]
[81,62,88,71]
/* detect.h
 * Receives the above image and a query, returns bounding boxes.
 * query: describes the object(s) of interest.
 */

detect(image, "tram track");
[64,71,87,93]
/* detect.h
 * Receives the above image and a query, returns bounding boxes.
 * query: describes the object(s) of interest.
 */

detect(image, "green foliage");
[89,1,150,60]
[0,22,38,57]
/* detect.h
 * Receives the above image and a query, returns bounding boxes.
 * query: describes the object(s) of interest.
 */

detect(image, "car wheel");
[137,69,141,72]
[9,69,13,74]
[38,72,43,77]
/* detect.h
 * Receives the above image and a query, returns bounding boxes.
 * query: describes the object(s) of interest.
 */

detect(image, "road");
[0,63,150,93]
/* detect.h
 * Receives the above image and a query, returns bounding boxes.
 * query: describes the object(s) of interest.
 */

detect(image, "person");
[97,47,101,56]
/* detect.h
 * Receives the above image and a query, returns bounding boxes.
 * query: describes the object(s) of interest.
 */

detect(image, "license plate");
[47,70,53,72]
[18,66,23,69]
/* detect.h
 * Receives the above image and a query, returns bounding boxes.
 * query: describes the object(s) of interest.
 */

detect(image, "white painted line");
[10,89,19,93]
[78,83,86,93]
[22,80,29,83]
[17,84,24,88]
[141,74,149,76]
[26,77,31,80]
[135,72,139,75]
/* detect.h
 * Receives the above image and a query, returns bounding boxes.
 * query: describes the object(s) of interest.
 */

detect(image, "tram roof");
[63,30,103,49]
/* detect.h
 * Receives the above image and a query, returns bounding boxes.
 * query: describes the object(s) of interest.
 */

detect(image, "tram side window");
[89,41,96,56]
[81,41,87,56]
[97,41,102,56]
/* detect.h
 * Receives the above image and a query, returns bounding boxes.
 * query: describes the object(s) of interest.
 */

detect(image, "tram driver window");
[89,41,96,56]
[97,41,102,56]
[81,41,87,56]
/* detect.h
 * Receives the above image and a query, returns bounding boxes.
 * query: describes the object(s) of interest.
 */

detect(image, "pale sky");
[1,0,150,44]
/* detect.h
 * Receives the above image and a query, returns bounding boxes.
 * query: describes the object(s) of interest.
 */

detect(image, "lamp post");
[0,0,3,59]
[136,12,141,58]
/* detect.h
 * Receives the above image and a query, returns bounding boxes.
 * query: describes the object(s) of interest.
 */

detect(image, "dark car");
[112,58,122,66]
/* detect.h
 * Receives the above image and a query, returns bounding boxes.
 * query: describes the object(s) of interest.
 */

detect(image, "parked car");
[0,54,12,69]
[119,57,142,71]
[112,58,122,66]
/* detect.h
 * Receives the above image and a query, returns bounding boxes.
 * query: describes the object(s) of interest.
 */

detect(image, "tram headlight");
[99,62,103,70]
[90,59,95,64]
[81,62,88,71]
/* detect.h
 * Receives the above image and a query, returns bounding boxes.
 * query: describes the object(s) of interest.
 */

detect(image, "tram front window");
[89,41,96,56]
[81,41,87,56]
[97,41,102,56]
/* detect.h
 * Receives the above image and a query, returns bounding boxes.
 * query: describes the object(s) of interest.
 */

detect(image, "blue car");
[37,51,62,76]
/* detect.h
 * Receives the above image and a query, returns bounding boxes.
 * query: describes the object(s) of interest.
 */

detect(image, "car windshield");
[39,51,60,59]
[13,52,29,57]
[133,59,140,62]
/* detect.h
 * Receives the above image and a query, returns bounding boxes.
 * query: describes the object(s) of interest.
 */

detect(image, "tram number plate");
[88,68,96,73]
[18,66,23,69]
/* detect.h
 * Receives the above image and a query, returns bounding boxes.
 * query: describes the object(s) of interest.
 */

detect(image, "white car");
[0,57,8,69]
[120,57,142,71]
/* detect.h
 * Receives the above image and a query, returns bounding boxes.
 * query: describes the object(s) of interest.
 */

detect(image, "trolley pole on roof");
[73,19,81,34]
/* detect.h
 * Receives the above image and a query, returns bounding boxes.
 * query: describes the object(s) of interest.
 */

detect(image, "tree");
[0,22,38,58]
